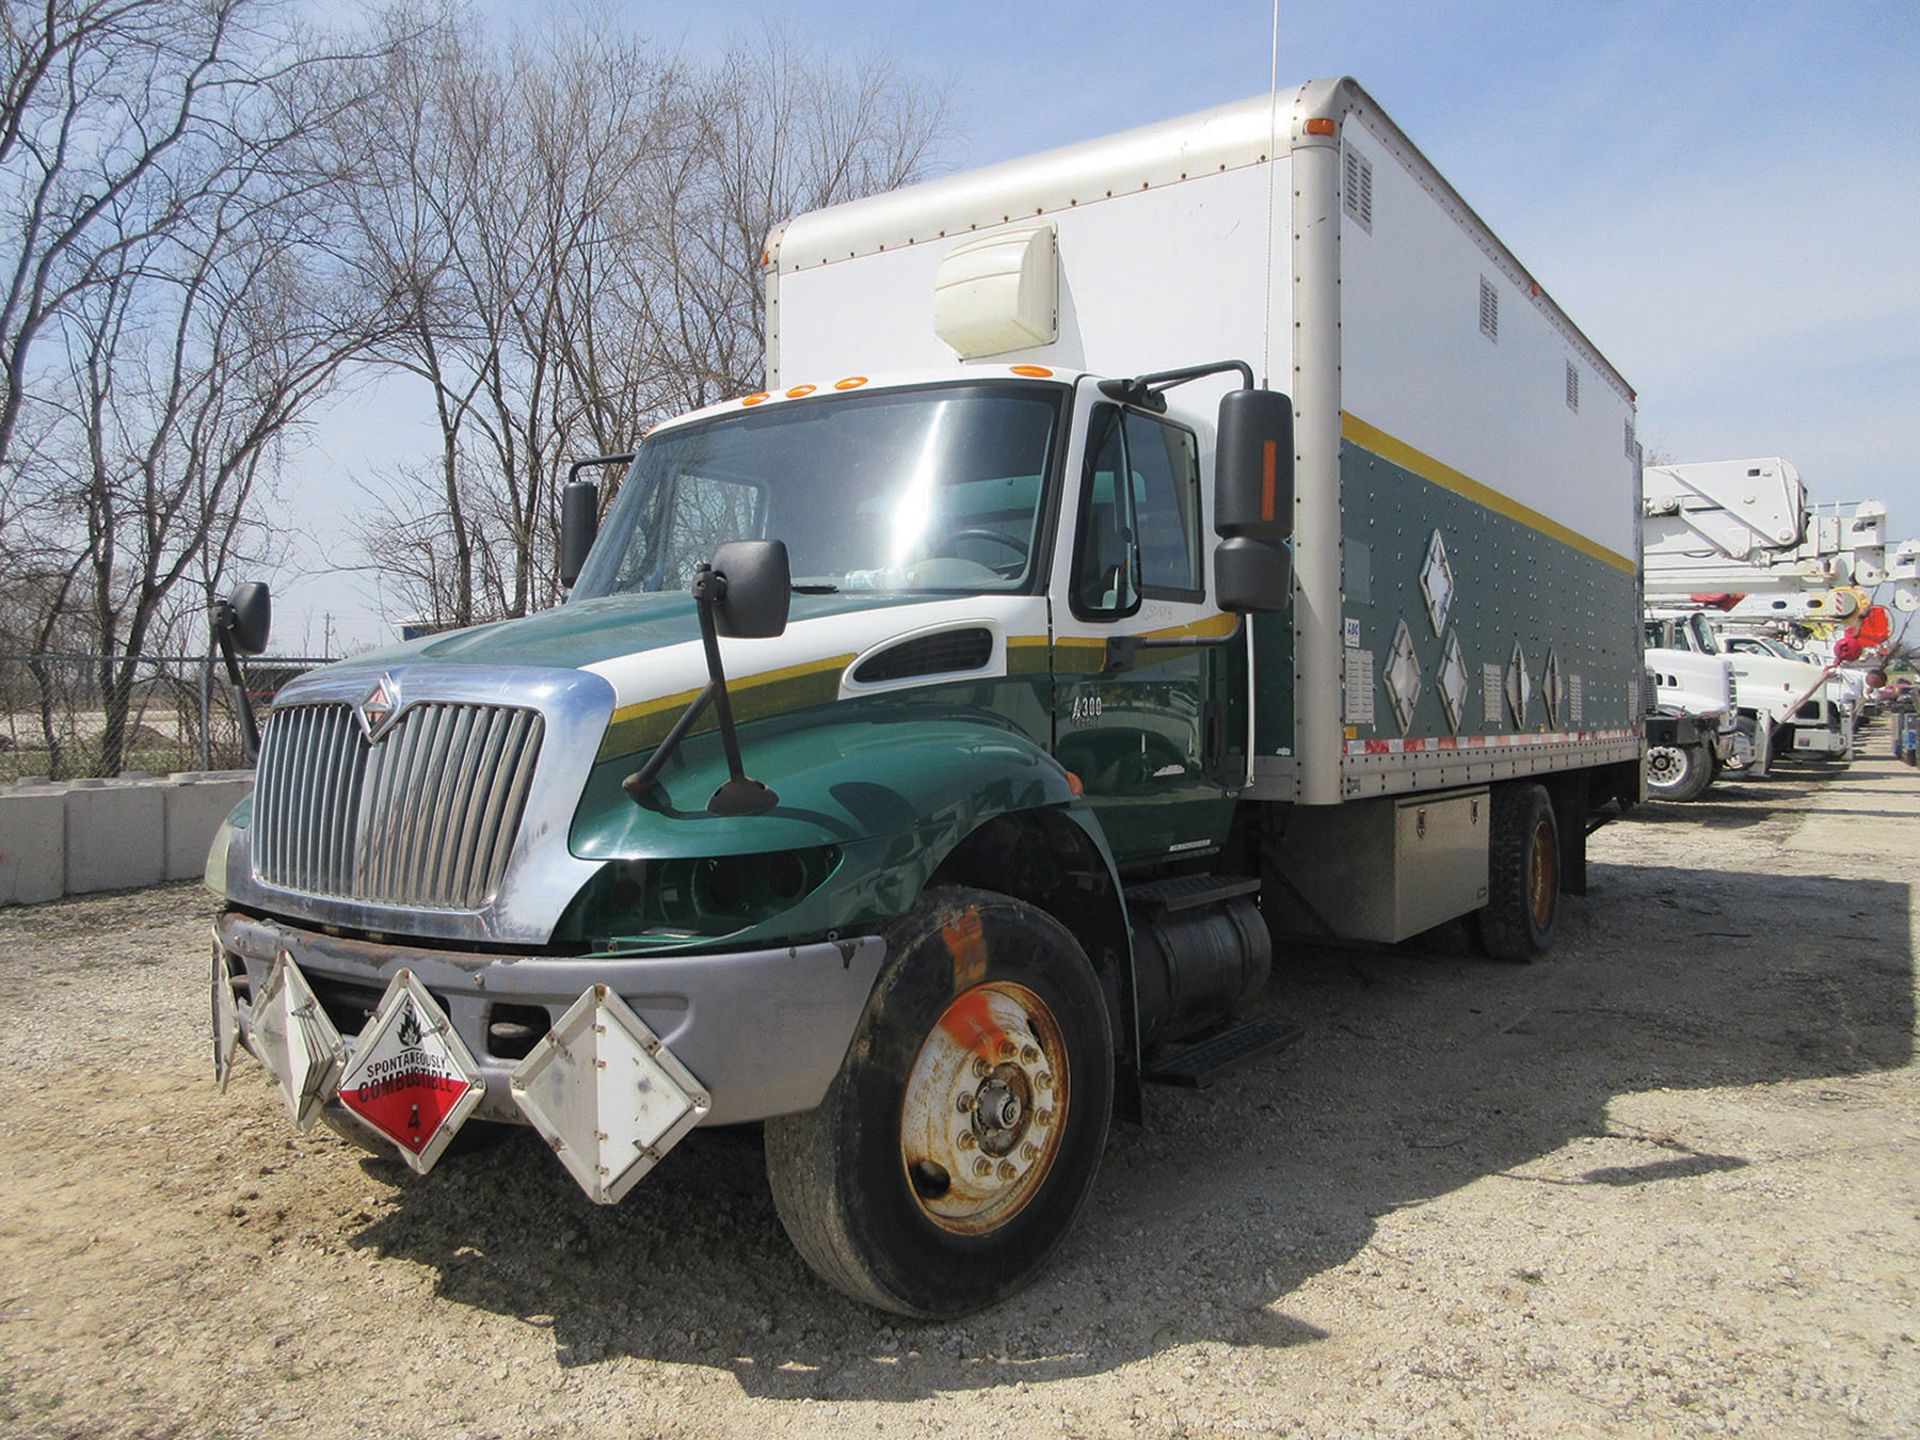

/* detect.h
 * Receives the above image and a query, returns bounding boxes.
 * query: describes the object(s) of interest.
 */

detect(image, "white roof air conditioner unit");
[932,223,1058,359]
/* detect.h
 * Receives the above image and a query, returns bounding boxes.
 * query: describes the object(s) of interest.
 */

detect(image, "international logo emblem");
[356,672,401,743]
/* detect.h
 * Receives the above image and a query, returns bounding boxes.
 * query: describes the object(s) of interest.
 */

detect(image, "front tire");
[1477,783,1559,963]
[1646,741,1714,802]
[765,887,1114,1317]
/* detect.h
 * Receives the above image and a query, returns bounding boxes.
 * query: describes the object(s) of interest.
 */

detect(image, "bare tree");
[2,0,400,774]
[349,19,950,629]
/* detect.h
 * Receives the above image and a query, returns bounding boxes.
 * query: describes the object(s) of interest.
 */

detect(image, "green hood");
[340,590,930,674]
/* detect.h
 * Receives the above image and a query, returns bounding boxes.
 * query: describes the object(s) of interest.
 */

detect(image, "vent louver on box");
[1478,276,1499,342]
[852,627,994,684]
[1565,360,1580,412]
[1342,145,1373,233]
[1625,417,1638,459]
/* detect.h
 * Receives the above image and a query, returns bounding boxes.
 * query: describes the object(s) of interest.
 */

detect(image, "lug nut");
[956,1093,974,1112]
[972,1056,990,1078]
[998,1038,1016,1059]
[974,1157,993,1177]
[1036,1109,1054,1127]
[1021,1044,1040,1064]
[997,1160,1017,1180]
[1036,1073,1053,1089]
[1022,1142,1040,1160]
[958,1130,977,1150]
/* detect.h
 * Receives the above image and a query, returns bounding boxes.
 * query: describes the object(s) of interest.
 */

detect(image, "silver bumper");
[218,911,886,1127]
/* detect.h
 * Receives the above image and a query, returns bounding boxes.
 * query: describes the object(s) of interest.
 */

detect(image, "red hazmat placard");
[335,973,483,1167]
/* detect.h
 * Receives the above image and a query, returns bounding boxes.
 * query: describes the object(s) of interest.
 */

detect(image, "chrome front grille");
[252,700,544,910]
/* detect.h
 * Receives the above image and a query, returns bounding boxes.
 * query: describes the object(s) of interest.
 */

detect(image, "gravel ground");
[1,751,1916,1439]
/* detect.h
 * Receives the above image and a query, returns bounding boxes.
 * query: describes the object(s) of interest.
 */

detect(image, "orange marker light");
[741,392,770,406]
[1304,117,1337,136]
[1065,771,1084,797]
[1260,439,1277,521]
[1010,364,1053,378]
[785,384,817,398]
[834,376,868,390]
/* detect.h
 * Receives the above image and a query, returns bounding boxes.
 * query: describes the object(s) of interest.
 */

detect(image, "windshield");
[571,382,1067,600]
[1687,615,1722,654]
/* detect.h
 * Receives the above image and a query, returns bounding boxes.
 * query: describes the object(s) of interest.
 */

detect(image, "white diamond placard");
[1436,632,1470,732]
[1542,648,1564,728]
[250,951,345,1132]
[512,985,711,1206]
[1506,641,1532,727]
[1419,530,1455,635]
[336,970,486,1175]
[211,940,238,1093]
[1383,618,1423,734]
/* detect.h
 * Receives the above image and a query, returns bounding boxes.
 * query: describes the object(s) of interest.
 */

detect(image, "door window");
[1071,406,1203,619]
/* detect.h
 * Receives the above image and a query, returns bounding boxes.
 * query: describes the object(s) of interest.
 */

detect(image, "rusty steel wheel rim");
[1529,817,1558,930]
[899,981,1069,1236]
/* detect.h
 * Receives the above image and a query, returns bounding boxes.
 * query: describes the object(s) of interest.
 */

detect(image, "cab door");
[1050,387,1239,868]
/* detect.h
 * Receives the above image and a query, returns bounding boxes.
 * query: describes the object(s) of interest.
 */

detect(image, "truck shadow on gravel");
[343,862,1911,1400]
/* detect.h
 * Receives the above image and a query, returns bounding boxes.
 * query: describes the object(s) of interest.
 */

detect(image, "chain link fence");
[0,653,334,781]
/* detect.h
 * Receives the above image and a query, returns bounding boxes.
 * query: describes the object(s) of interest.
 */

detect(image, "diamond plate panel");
[1419,530,1455,635]
[1384,618,1423,734]
[1506,641,1533,727]
[1436,631,1470,732]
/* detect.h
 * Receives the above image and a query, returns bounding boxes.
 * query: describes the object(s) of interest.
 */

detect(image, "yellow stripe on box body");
[1341,412,1637,576]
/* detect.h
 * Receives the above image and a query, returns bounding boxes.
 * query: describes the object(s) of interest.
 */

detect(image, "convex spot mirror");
[222,581,272,656]
[1213,388,1294,614]
[707,540,791,639]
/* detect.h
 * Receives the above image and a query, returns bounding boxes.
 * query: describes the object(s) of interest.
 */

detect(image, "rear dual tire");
[1477,783,1559,963]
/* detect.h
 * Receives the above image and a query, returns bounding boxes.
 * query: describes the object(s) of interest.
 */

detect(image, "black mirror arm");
[212,602,262,762]
[621,564,779,816]
[1104,614,1246,675]
[568,452,634,483]
[1098,359,1256,410]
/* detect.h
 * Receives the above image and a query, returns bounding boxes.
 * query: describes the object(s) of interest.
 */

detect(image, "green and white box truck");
[208,78,1644,1316]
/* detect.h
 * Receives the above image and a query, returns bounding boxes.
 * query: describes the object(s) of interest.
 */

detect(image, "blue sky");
[288,0,1919,649]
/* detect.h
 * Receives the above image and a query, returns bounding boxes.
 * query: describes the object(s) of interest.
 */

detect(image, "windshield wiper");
[791,582,839,594]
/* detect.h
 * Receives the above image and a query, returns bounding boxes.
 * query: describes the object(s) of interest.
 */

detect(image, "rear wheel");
[765,887,1114,1317]
[1646,741,1714,802]
[1477,784,1559,962]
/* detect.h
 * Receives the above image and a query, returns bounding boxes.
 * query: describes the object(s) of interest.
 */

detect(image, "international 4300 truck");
[207,79,1644,1316]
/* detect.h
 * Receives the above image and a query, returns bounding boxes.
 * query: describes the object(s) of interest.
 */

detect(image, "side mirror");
[707,540,790,639]
[559,479,599,588]
[1213,388,1295,614]
[221,581,272,656]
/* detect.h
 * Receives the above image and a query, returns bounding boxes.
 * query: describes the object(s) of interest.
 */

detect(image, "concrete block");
[164,774,254,881]
[65,780,166,894]
[0,786,67,906]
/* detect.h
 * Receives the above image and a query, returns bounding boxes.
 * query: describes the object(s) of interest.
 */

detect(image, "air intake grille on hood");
[852,627,994,684]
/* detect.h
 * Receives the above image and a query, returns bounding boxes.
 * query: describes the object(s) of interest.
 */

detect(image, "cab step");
[1142,1017,1305,1088]
[1124,873,1261,914]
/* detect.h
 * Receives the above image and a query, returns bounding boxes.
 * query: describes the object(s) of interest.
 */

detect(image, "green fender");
[565,712,1130,957]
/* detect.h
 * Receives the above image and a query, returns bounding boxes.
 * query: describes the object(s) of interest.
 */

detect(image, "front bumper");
[218,910,886,1128]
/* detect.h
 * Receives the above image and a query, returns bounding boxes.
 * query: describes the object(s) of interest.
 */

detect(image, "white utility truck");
[207,79,1644,1316]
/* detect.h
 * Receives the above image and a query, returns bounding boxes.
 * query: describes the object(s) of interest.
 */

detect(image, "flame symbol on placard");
[398,1002,423,1050]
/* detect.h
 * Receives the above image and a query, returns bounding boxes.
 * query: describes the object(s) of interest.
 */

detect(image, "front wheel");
[765,887,1114,1317]
[1646,741,1714,802]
